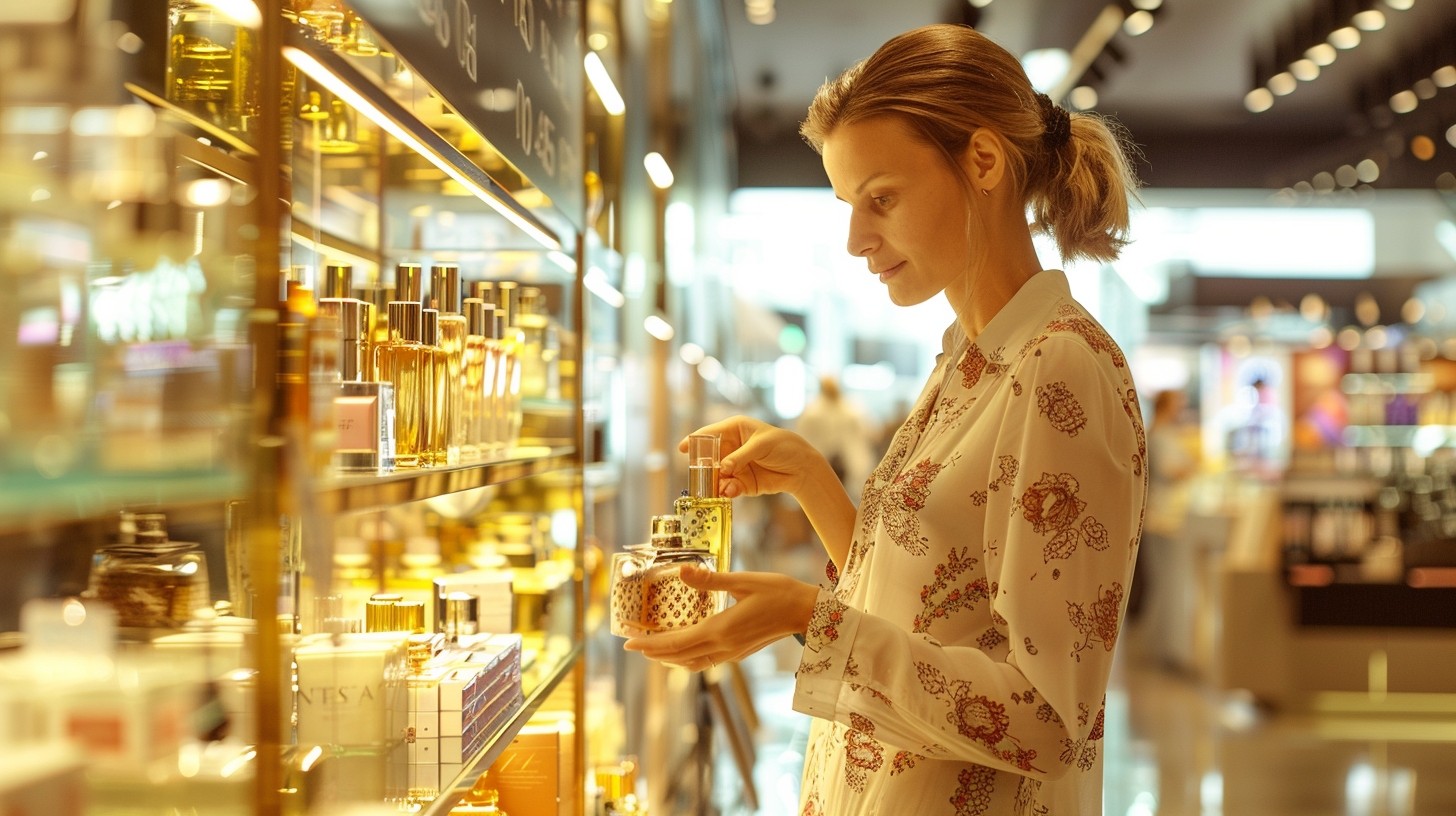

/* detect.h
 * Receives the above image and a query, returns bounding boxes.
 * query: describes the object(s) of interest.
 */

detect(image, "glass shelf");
[0,470,245,535]
[313,447,576,515]
[1341,425,1456,448]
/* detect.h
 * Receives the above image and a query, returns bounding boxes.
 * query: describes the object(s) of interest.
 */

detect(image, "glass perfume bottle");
[166,1,259,136]
[610,515,715,638]
[90,512,210,629]
[421,308,450,467]
[495,302,524,453]
[431,265,468,467]
[673,433,733,576]
[376,301,425,468]
[461,298,491,463]
[515,286,549,400]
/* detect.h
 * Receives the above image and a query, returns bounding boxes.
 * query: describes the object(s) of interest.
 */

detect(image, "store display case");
[0,2,603,814]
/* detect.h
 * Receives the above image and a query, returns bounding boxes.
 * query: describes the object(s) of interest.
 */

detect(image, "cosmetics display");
[422,309,451,468]
[88,512,210,630]
[610,515,715,638]
[673,433,734,575]
[377,301,426,469]
[431,266,469,467]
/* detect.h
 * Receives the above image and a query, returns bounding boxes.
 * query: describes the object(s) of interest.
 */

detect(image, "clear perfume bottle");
[515,286,550,400]
[165,1,258,136]
[431,265,468,466]
[90,512,210,629]
[376,301,425,469]
[461,298,491,462]
[421,308,450,468]
[610,515,715,638]
[673,433,733,576]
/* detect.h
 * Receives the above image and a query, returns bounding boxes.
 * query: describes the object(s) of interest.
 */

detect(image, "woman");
[625,23,1147,814]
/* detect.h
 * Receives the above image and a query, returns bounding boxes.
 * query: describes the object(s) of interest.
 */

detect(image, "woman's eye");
[872,195,892,207]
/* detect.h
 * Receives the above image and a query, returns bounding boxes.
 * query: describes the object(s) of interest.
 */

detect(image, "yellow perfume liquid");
[672,434,732,576]
[166,2,258,135]
[432,265,468,466]
[462,299,490,462]
[421,309,450,468]
[376,301,426,468]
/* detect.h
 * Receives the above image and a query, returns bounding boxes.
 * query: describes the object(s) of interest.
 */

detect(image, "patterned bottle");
[673,433,732,578]
[610,515,715,638]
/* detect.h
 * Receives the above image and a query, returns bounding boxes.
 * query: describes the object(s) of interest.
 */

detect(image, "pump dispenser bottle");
[673,433,732,576]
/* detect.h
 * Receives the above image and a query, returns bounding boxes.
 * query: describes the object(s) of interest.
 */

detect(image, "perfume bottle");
[165,1,258,136]
[610,515,715,638]
[421,308,450,467]
[90,512,210,629]
[461,298,491,462]
[673,434,733,575]
[515,286,550,400]
[431,265,468,466]
[376,301,426,468]
[495,302,524,453]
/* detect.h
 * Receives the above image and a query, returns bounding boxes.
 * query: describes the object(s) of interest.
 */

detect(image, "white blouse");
[794,270,1147,815]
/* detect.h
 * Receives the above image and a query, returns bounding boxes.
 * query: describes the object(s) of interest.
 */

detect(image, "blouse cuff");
[791,588,859,721]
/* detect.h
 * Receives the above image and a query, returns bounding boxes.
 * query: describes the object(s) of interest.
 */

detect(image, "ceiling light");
[1356,159,1380,183]
[1130,0,1162,8]
[1021,48,1071,93]
[969,0,994,7]
[1389,90,1418,113]
[1448,123,1456,148]
[1305,42,1337,66]
[1328,26,1361,49]
[1352,9,1386,30]
[1413,78,1437,99]
[1122,10,1154,36]
[1383,0,1413,9]
[1290,58,1319,81]
[644,151,674,189]
[643,314,674,341]
[1335,164,1358,187]
[1068,85,1098,110]
[1411,135,1436,160]
[1268,71,1297,96]
[1244,87,1274,113]
[1433,65,1456,88]
[584,51,625,115]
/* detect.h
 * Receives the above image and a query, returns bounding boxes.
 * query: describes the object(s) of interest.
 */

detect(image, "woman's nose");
[846,211,876,257]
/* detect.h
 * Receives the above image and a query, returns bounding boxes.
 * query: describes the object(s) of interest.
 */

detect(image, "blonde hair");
[800,24,1142,264]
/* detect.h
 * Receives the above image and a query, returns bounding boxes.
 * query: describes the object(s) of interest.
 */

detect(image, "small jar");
[610,515,715,638]
[89,513,210,629]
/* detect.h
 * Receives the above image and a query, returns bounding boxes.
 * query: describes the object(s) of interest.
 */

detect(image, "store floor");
[712,542,1456,815]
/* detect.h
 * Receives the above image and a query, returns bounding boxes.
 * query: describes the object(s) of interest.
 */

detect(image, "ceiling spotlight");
[1389,90,1418,113]
[1290,58,1320,81]
[1434,65,1456,88]
[968,0,994,8]
[1268,71,1297,96]
[1130,0,1162,8]
[1244,87,1274,113]
[1068,85,1098,110]
[1123,10,1154,36]
[1305,42,1337,66]
[1414,78,1437,99]
[1328,25,1361,49]
[1356,159,1380,183]
[1383,0,1413,9]
[1352,9,1386,30]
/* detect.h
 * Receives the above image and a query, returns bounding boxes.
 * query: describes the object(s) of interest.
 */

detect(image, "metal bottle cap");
[431,264,462,314]
[395,600,426,633]
[387,301,423,343]
[463,298,489,336]
[422,308,440,346]
[650,514,682,536]
[469,280,496,305]
[395,263,424,302]
[490,307,505,341]
[495,281,519,328]
[443,592,479,639]
[322,264,353,299]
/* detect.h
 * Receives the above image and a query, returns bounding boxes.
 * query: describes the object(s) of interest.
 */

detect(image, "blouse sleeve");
[792,334,1146,780]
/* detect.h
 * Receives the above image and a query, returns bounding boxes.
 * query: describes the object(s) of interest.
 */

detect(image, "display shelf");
[421,641,583,816]
[1341,424,1456,448]
[313,447,576,515]
[281,32,562,253]
[0,470,244,536]
[124,81,260,161]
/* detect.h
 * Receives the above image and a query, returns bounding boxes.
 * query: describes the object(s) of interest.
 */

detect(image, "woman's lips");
[876,261,905,283]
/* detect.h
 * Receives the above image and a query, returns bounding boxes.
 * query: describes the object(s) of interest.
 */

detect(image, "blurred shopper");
[795,373,875,502]
[1130,390,1198,642]
[625,23,1146,815]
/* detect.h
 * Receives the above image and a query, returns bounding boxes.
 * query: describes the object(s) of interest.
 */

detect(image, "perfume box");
[295,635,408,747]
[433,570,514,635]
[0,743,86,816]
[493,723,565,816]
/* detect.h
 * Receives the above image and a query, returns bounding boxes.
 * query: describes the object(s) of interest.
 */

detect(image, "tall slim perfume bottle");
[515,287,549,400]
[431,265,468,467]
[376,301,425,469]
[494,300,524,453]
[421,309,450,468]
[461,298,491,463]
[673,434,733,576]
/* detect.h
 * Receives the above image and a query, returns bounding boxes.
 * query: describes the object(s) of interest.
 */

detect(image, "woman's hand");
[680,415,827,500]
[622,565,819,671]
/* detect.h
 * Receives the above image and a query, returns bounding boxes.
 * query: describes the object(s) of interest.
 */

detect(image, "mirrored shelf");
[313,447,576,515]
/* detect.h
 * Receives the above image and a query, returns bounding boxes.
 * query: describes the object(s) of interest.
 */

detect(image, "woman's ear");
[963,127,1007,195]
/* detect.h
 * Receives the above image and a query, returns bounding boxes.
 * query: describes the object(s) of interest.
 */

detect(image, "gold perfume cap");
[387,301,423,343]
[431,264,462,314]
[422,308,440,346]
[365,597,397,632]
[396,600,426,633]
[443,592,478,639]
[322,264,353,299]
[495,281,519,328]
[650,514,681,536]
[395,262,424,302]
[463,298,490,336]
[469,280,496,305]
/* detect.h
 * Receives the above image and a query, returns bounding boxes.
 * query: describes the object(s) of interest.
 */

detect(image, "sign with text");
[351,0,584,229]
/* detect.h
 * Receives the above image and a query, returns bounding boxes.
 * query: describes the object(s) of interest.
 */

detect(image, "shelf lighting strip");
[283,40,562,252]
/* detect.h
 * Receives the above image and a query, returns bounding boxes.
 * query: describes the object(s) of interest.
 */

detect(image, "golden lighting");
[1411,135,1436,160]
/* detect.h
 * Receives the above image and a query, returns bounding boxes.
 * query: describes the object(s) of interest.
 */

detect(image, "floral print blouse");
[794,271,1147,815]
